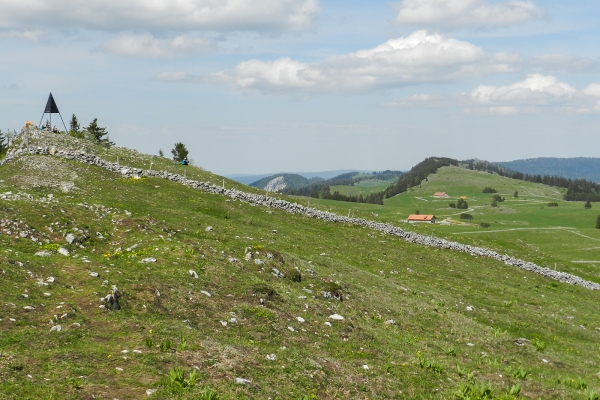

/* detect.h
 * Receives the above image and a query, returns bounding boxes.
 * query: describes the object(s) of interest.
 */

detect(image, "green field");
[306,166,600,284]
[3,132,600,399]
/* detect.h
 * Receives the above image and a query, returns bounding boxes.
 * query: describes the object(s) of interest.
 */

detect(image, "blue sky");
[1,0,600,174]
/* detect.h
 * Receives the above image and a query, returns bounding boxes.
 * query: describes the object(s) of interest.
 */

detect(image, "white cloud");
[384,94,451,107]
[0,0,319,34]
[464,74,600,115]
[581,83,600,97]
[205,31,516,93]
[395,0,545,29]
[470,74,576,105]
[100,35,213,58]
[0,30,43,42]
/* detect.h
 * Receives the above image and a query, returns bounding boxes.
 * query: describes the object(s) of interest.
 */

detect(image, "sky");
[1,0,600,175]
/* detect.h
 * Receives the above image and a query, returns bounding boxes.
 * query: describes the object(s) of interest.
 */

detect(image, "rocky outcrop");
[3,128,599,290]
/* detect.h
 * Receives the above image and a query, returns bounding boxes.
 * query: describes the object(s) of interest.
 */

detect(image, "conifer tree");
[596,215,600,229]
[585,200,592,209]
[0,130,6,157]
[171,142,189,162]
[86,118,110,145]
[69,114,80,133]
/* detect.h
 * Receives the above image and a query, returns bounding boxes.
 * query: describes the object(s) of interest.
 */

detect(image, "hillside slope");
[498,157,600,182]
[2,128,600,399]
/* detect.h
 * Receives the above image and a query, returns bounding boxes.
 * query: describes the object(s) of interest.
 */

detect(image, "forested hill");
[498,157,600,183]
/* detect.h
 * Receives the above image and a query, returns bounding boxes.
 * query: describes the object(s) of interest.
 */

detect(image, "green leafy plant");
[492,327,507,337]
[586,389,600,400]
[531,337,546,352]
[445,348,457,357]
[160,339,173,352]
[169,367,197,388]
[178,336,187,352]
[200,387,219,400]
[417,352,444,373]
[507,366,528,380]
[507,382,522,397]
[144,337,154,348]
[67,377,83,389]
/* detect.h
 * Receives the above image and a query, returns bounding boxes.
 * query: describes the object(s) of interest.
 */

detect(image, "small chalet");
[433,192,448,198]
[407,214,436,224]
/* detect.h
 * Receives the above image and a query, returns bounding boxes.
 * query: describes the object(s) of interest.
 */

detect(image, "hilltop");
[498,157,600,183]
[2,127,600,399]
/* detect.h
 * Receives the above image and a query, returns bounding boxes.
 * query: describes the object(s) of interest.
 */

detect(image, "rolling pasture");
[307,166,600,284]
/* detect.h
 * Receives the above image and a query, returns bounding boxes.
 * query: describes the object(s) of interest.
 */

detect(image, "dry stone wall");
[3,129,599,290]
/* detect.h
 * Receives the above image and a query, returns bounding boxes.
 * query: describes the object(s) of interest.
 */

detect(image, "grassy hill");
[2,129,600,399]
[307,166,600,284]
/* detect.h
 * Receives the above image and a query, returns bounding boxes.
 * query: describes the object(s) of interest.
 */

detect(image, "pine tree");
[596,215,600,229]
[159,149,164,157]
[86,118,109,144]
[514,191,518,198]
[585,200,592,209]
[171,142,189,162]
[69,114,80,133]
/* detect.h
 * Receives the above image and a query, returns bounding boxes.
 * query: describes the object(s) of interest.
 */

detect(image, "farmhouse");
[433,192,449,198]
[407,214,436,224]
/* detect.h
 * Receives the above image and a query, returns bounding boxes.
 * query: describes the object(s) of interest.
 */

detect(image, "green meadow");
[2,133,600,399]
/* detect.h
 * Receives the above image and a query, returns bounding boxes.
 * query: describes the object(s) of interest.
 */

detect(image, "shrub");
[483,187,497,193]
[585,201,592,209]
[460,213,473,220]
[547,203,559,207]
[480,222,490,228]
[457,198,468,209]
[492,194,505,202]
[449,203,456,208]
[513,191,518,198]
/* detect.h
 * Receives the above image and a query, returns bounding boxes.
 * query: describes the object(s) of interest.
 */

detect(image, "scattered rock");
[235,378,252,385]
[35,251,52,257]
[254,259,264,265]
[58,247,70,256]
[384,320,396,325]
[50,325,62,332]
[124,210,132,217]
[90,272,99,277]
[266,354,276,361]
[466,306,474,311]
[329,314,344,321]
[65,233,76,244]
[272,268,284,278]
[146,388,156,396]
[245,252,253,261]
[189,270,199,279]
[139,257,156,263]
[23,306,34,311]
[205,226,213,232]
[200,290,211,297]
[296,316,305,323]
[362,365,370,370]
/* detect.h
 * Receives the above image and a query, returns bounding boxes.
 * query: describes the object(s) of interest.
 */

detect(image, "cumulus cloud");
[470,74,576,105]
[463,74,600,115]
[203,30,516,93]
[395,0,545,29]
[100,35,213,58]
[0,0,319,33]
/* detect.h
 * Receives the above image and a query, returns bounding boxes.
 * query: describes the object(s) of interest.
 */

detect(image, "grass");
[305,166,600,284]
[1,133,600,398]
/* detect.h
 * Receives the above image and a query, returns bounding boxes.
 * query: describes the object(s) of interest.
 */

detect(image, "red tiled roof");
[407,214,435,221]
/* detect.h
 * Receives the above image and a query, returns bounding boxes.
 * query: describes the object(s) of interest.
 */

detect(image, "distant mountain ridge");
[498,157,600,183]
[249,174,323,191]
[225,170,363,185]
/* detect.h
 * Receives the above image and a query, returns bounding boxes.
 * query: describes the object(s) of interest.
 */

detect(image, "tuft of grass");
[531,337,546,352]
